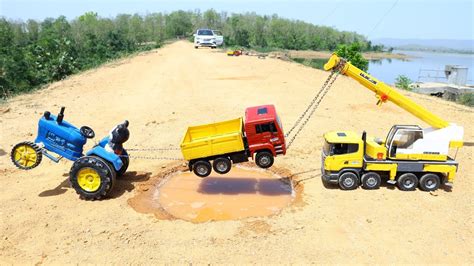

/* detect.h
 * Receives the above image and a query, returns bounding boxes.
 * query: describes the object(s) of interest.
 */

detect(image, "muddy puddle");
[128,164,301,223]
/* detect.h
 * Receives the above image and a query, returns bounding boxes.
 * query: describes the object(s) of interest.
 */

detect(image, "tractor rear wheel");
[397,173,418,191]
[193,160,212,177]
[255,151,274,168]
[11,141,42,170]
[69,156,116,200]
[213,157,231,174]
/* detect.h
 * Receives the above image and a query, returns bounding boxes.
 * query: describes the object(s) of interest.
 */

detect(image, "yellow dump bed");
[180,117,245,161]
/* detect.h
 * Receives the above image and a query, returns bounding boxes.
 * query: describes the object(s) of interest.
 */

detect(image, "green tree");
[394,75,413,91]
[335,43,369,71]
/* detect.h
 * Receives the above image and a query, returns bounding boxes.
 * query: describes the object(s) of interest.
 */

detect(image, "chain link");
[286,70,341,149]
[285,70,336,138]
[127,147,180,151]
[128,155,182,160]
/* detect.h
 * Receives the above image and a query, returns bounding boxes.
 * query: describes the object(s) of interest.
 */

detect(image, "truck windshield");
[276,115,283,132]
[323,142,359,155]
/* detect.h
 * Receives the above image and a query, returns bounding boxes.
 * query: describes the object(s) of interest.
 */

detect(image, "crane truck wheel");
[338,172,359,190]
[193,160,212,177]
[213,157,232,174]
[419,173,440,191]
[69,156,116,200]
[397,173,418,191]
[255,151,274,168]
[361,172,381,189]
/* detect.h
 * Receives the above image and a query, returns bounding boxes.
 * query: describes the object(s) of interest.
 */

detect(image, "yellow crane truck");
[321,54,464,191]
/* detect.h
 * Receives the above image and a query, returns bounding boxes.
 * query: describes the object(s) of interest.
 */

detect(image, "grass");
[291,58,327,70]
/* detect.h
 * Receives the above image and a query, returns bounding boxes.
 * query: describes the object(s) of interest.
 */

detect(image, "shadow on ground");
[38,171,152,198]
[198,177,292,196]
[0,149,7,156]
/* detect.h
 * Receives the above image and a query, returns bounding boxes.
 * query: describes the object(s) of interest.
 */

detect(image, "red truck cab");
[244,105,287,160]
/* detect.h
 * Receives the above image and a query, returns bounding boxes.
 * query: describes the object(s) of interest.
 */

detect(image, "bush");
[335,43,369,71]
[457,93,474,107]
[394,75,413,91]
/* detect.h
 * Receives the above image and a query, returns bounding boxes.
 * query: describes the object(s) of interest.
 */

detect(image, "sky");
[0,0,473,40]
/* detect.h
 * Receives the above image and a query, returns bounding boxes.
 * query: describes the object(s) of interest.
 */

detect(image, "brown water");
[129,166,295,223]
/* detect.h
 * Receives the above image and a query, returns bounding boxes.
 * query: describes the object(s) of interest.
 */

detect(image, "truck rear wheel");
[255,151,274,168]
[419,173,440,191]
[338,172,359,190]
[397,173,418,191]
[213,157,232,174]
[361,172,381,189]
[193,160,212,177]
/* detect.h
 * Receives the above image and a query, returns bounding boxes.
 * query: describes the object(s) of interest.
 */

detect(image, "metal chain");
[127,147,180,152]
[128,155,182,160]
[286,70,340,149]
[285,70,336,138]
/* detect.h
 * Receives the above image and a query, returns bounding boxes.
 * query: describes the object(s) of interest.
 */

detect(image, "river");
[368,50,474,85]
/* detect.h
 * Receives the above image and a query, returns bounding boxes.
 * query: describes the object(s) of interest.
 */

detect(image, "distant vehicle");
[193,29,223,49]
[212,30,224,46]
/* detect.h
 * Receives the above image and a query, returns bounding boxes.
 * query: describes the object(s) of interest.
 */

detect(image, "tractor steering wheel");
[80,126,95,139]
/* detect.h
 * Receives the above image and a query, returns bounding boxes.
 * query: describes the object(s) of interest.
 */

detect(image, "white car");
[193,29,223,49]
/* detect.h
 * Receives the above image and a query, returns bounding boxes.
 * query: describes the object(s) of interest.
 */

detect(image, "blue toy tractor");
[11,107,130,200]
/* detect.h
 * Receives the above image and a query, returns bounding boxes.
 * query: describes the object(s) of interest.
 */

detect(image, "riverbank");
[287,50,411,60]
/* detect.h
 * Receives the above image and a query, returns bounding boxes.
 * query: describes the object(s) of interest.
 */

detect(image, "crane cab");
[385,125,448,161]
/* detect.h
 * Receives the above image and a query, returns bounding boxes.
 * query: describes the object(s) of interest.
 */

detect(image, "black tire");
[10,141,42,170]
[397,173,418,191]
[338,172,359,190]
[255,151,274,168]
[193,160,212,177]
[69,156,116,200]
[194,46,198,49]
[419,173,440,191]
[361,172,381,190]
[116,150,129,177]
[212,157,232,174]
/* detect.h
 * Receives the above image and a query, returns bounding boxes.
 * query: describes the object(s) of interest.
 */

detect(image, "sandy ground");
[0,41,472,264]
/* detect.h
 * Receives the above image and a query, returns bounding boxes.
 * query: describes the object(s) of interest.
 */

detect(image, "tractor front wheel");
[69,156,116,200]
[11,141,42,170]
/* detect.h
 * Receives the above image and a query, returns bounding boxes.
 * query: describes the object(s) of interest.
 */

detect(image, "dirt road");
[0,41,472,264]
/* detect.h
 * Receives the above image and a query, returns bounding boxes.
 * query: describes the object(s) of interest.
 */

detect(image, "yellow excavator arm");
[324,54,449,129]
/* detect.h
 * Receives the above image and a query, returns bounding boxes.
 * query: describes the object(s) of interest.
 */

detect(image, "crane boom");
[324,54,449,129]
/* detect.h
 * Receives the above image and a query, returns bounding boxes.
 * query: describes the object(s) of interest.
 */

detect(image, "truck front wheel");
[361,172,381,189]
[213,157,232,174]
[338,172,359,190]
[255,151,274,168]
[193,160,212,177]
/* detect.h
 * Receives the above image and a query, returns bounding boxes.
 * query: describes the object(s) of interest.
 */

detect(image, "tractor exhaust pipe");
[57,107,65,124]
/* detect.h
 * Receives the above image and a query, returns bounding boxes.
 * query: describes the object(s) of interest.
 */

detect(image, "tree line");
[0,9,382,99]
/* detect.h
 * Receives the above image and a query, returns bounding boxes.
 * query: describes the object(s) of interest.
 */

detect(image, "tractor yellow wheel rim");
[13,145,37,168]
[77,168,101,192]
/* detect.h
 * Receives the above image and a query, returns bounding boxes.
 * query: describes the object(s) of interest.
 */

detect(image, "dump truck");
[180,105,286,177]
[321,54,464,191]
